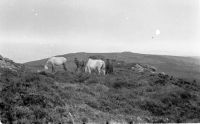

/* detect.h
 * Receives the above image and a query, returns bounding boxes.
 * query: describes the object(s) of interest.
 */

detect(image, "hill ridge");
[25,52,200,81]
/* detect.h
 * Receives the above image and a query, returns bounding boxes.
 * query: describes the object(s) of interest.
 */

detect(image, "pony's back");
[44,56,67,70]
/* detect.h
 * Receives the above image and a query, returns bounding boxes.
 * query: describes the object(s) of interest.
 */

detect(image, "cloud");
[0,0,199,62]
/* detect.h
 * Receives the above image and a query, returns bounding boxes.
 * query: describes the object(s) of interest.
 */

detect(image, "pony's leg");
[97,67,101,75]
[102,69,106,75]
[76,63,80,72]
[80,66,83,72]
[52,65,55,73]
[85,66,89,74]
[88,68,91,74]
[75,65,79,72]
[63,63,67,71]
[105,68,108,74]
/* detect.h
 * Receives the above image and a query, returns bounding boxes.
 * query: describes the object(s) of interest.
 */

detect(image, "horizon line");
[22,51,200,64]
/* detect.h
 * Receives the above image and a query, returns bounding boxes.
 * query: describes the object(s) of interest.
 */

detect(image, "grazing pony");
[105,59,113,74]
[74,58,85,72]
[44,57,67,72]
[85,58,105,75]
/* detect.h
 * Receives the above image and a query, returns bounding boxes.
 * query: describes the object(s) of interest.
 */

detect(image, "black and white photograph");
[0,0,200,123]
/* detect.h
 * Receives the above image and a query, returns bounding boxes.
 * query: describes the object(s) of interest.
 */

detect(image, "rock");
[0,55,4,60]
[131,64,144,72]
[131,64,157,74]
[143,64,157,72]
[0,56,21,71]
[4,58,13,63]
[159,72,166,75]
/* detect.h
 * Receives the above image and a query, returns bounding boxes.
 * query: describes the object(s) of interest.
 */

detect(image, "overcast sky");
[0,0,199,63]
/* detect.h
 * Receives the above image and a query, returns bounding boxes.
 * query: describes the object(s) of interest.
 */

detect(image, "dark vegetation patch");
[1,62,200,123]
[0,68,66,123]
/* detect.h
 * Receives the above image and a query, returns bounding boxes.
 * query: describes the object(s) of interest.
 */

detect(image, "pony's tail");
[101,62,106,70]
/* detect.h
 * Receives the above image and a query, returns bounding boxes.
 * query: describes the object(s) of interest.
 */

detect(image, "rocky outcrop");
[142,64,157,72]
[131,64,157,73]
[131,63,168,77]
[0,55,4,60]
[131,64,144,72]
[0,55,21,71]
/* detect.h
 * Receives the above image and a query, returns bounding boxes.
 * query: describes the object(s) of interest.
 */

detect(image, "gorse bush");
[0,69,66,123]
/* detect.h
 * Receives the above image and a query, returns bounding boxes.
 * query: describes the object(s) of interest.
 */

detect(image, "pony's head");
[44,65,48,70]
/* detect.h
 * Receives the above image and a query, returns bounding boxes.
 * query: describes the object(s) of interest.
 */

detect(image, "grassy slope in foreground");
[1,64,200,123]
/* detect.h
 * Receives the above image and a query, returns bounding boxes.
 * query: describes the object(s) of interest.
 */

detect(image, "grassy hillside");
[25,52,200,81]
[1,61,200,123]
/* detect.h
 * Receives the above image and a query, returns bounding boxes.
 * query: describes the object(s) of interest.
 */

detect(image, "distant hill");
[25,52,200,81]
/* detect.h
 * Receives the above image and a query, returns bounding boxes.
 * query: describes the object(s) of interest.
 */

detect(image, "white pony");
[85,58,105,75]
[44,56,67,72]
